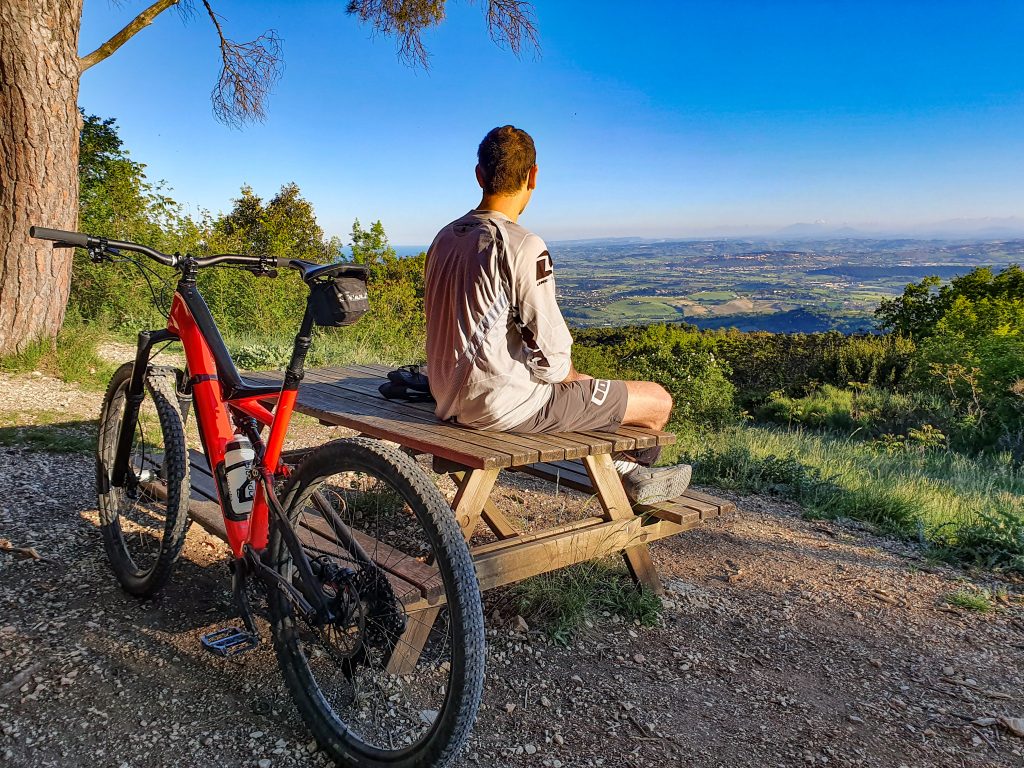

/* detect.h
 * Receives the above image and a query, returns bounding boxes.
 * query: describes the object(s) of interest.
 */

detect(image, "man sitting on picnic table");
[424,125,692,505]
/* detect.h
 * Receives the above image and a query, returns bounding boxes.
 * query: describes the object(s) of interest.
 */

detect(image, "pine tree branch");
[346,1,538,69]
[201,0,281,125]
[79,0,182,72]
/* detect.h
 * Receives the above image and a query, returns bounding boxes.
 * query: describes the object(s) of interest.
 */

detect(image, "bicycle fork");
[106,329,179,491]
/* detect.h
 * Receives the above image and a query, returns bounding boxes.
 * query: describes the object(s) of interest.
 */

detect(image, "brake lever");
[253,253,278,278]
[87,241,119,264]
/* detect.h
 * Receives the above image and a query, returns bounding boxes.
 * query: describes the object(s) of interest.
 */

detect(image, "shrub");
[876,267,1024,458]
[938,508,1024,572]
[757,384,952,442]
[573,324,737,430]
[678,425,1024,567]
[575,325,917,413]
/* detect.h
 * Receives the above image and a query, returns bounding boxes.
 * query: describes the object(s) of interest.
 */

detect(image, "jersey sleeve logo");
[536,250,553,284]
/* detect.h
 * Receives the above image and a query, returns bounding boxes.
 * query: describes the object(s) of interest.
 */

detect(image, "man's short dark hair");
[477,125,536,196]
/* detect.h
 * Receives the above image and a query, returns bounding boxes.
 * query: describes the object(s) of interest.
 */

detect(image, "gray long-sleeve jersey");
[424,210,573,430]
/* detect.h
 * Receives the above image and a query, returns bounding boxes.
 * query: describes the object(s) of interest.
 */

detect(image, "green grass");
[674,425,1024,572]
[510,558,662,645]
[943,587,997,612]
[0,412,97,454]
[757,384,951,440]
[689,290,735,301]
[0,318,116,391]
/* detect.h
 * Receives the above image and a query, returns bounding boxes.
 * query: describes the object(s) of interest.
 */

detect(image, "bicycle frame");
[118,269,312,559]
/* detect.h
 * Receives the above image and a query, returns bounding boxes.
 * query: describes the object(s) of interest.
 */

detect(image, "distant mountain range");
[547,217,1024,244]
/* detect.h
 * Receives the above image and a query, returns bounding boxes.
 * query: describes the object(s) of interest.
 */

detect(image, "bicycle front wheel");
[96,362,190,597]
[268,437,485,768]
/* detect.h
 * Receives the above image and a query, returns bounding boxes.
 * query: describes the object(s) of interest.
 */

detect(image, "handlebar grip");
[30,226,89,247]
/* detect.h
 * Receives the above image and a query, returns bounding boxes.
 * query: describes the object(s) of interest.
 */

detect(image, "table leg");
[581,453,663,594]
[386,468,500,674]
[452,470,519,540]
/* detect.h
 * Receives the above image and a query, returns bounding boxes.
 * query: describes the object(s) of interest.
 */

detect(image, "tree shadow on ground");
[0,420,97,453]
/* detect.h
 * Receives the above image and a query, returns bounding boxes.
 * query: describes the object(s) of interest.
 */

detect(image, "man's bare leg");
[622,381,673,430]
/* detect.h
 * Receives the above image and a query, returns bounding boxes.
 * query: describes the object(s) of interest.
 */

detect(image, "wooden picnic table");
[182,364,734,672]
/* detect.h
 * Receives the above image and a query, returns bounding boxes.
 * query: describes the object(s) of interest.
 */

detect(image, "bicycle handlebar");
[30,225,287,274]
[31,226,180,266]
[30,226,90,248]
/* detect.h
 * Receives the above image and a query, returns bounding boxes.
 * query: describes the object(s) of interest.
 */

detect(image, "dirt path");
[2,372,1022,768]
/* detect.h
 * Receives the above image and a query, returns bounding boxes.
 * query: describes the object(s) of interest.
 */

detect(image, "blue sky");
[78,1,1024,243]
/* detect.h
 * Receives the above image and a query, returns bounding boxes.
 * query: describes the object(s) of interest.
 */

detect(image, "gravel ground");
[2,371,1023,768]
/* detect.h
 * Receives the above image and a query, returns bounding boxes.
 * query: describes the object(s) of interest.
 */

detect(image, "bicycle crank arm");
[241,546,319,623]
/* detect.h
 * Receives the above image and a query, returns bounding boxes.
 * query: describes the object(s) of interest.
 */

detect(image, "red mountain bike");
[31,227,485,768]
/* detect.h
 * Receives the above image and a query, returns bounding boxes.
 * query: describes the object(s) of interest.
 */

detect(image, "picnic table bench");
[179,364,735,671]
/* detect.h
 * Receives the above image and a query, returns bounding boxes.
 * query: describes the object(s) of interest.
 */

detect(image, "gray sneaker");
[620,464,693,505]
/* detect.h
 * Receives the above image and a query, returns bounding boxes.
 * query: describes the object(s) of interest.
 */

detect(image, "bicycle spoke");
[282,467,457,751]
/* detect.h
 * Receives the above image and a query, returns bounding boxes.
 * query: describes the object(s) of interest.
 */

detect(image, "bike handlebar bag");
[308,271,370,327]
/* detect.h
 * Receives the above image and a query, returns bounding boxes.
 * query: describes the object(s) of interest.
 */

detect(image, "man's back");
[425,210,571,430]
[422,124,692,503]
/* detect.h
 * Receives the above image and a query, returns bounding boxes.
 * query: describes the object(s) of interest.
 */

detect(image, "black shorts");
[508,379,628,433]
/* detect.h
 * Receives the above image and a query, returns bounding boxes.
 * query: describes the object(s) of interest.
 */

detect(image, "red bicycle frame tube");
[168,293,297,557]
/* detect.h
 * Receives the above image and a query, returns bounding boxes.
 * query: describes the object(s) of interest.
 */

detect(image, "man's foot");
[619,464,692,505]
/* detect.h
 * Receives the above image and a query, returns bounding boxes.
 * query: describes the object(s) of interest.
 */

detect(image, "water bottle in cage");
[218,433,256,520]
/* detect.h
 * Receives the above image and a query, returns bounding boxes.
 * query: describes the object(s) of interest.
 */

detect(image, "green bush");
[710,330,916,406]
[679,425,1024,569]
[573,324,737,430]
[575,324,917,413]
[627,347,737,430]
[757,384,952,441]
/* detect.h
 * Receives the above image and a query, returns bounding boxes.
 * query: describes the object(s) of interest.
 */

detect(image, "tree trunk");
[0,0,83,355]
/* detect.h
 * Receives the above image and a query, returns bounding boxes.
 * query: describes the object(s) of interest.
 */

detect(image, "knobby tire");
[267,437,485,768]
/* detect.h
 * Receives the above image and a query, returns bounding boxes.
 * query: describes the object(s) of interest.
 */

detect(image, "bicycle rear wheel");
[268,438,484,768]
[96,362,191,597]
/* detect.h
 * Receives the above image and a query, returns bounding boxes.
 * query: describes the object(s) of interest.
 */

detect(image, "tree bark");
[0,0,84,355]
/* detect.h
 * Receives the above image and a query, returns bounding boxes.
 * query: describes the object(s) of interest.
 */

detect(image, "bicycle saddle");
[283,259,369,284]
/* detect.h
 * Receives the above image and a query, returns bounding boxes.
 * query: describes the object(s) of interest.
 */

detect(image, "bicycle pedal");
[200,627,259,657]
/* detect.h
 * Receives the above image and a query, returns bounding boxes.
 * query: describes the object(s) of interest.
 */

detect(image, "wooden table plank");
[469,516,606,557]
[305,368,603,463]
[333,364,614,456]
[188,450,219,502]
[331,365,673,455]
[188,498,229,539]
[246,370,511,468]
[472,515,682,592]
[258,365,676,463]
[292,385,515,468]
[292,387,510,469]
[682,488,737,514]
[300,369,552,465]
